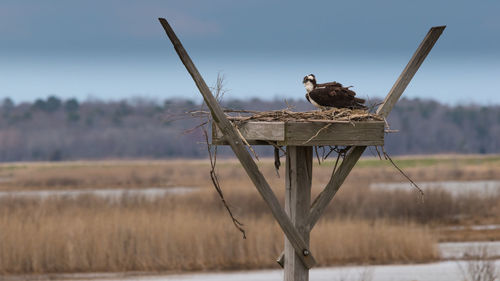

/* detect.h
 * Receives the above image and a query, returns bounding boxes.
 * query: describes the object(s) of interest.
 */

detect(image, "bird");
[303,74,367,110]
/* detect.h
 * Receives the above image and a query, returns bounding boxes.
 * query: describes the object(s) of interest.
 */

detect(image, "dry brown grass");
[0,195,437,274]
[0,160,212,190]
[437,228,500,242]
[312,219,437,265]
[0,155,499,274]
[2,154,500,191]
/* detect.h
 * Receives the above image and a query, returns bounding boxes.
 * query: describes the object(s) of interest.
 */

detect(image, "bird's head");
[303,74,316,93]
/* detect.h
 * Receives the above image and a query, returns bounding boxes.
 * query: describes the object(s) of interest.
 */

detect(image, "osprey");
[303,74,366,110]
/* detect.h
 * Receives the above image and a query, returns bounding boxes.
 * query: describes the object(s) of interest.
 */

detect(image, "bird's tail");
[354,97,365,103]
[352,97,367,110]
[352,104,367,110]
[351,98,368,110]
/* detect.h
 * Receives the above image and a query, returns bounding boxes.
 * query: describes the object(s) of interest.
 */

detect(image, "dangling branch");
[203,128,246,239]
[314,146,322,165]
[234,124,259,161]
[274,147,280,177]
[182,121,209,135]
[374,145,382,160]
[382,147,424,198]
[198,73,246,239]
[323,147,333,160]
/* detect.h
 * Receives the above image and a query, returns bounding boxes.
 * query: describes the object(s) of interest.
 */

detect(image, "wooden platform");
[212,120,385,146]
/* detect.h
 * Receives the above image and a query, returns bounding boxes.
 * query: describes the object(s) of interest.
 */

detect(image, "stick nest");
[226,108,383,123]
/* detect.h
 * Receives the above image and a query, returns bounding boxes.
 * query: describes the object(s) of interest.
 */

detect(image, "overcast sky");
[1,0,499,104]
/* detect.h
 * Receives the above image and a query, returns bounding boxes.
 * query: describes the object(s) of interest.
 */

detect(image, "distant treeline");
[0,96,498,161]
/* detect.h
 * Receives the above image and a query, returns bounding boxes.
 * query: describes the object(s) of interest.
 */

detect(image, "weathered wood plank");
[159,18,316,269]
[213,122,285,141]
[284,122,383,146]
[285,146,312,281]
[376,26,445,117]
[212,139,275,146]
[280,140,381,146]
[285,122,383,141]
[213,121,385,146]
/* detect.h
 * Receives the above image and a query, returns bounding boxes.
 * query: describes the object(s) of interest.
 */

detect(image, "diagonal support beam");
[159,18,316,269]
[307,146,365,226]
[377,25,446,117]
[277,25,446,267]
[310,25,446,228]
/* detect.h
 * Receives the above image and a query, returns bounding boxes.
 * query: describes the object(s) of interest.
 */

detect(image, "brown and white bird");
[303,74,366,110]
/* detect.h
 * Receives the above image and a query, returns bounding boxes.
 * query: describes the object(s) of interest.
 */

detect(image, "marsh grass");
[0,156,499,274]
[0,194,437,274]
[2,155,500,190]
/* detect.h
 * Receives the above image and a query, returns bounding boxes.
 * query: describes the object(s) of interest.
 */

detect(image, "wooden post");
[285,146,313,281]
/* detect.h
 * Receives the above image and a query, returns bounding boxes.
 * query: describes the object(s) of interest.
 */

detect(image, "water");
[370,180,500,197]
[445,224,500,231]
[0,187,199,200]
[19,260,499,281]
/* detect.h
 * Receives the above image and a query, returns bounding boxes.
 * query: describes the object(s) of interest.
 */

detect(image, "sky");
[1,0,499,105]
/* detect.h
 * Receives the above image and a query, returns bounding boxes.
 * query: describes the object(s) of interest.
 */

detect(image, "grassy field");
[0,195,437,274]
[0,155,499,274]
[2,154,500,190]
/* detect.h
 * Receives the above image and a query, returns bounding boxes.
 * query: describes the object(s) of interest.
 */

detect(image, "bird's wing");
[308,88,336,107]
[310,88,366,109]
[333,86,357,98]
[317,81,343,88]
[319,81,357,97]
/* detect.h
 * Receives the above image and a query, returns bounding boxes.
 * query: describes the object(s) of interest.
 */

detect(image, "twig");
[274,147,280,177]
[368,101,384,112]
[367,146,377,158]
[383,117,390,129]
[182,121,209,135]
[382,148,424,198]
[323,146,335,160]
[234,124,259,161]
[302,123,332,144]
[264,141,286,154]
[374,146,382,160]
[314,146,322,165]
[223,109,262,114]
